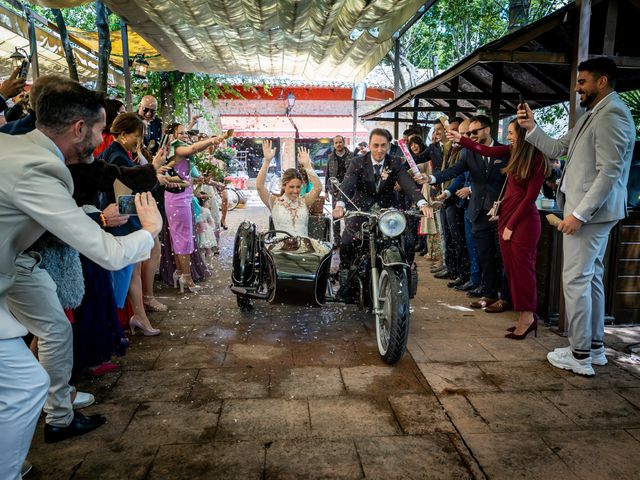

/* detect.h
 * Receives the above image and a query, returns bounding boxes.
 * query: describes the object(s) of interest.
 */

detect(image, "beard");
[579,91,597,108]
[75,134,98,164]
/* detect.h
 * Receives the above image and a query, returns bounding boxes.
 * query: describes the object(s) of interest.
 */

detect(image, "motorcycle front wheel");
[375,267,410,364]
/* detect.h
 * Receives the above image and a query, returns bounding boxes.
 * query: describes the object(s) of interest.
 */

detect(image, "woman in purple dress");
[164,123,219,292]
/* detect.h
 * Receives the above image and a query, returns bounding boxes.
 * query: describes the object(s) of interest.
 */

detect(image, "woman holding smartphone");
[446,117,550,339]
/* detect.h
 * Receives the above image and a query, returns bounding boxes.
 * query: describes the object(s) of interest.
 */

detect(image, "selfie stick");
[397,139,421,177]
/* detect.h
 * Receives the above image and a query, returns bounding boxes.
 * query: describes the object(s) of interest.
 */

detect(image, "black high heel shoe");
[221,223,228,230]
[505,320,537,340]
[507,314,540,332]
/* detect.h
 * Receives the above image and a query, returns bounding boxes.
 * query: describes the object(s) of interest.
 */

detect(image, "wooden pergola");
[362,0,640,137]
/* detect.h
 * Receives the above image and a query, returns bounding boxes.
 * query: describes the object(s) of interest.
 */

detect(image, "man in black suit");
[428,115,510,311]
[332,128,431,274]
[137,95,162,154]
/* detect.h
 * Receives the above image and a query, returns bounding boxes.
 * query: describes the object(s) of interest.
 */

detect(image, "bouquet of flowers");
[212,145,236,165]
[193,153,225,182]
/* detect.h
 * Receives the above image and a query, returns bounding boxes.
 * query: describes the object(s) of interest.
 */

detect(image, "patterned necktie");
[374,163,382,189]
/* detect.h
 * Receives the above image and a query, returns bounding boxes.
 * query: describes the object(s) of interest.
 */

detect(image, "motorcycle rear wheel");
[375,267,409,364]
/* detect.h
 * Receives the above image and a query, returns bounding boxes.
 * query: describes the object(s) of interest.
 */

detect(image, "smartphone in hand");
[19,60,30,79]
[117,195,137,215]
[518,94,527,118]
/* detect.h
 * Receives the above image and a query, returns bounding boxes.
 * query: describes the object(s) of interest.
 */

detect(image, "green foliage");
[620,90,640,138]
[193,153,225,181]
[401,0,571,75]
[27,2,121,32]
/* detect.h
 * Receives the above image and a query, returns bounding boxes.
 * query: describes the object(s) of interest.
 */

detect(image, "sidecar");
[230,216,333,311]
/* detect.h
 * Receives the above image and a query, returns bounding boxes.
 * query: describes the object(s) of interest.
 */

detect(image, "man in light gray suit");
[0,81,162,480]
[518,57,635,376]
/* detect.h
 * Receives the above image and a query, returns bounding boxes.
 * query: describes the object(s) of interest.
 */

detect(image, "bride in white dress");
[256,140,330,254]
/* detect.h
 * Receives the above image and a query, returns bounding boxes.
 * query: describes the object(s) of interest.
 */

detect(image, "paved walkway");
[28,201,640,479]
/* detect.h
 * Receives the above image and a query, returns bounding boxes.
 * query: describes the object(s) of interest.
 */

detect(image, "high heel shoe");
[505,320,537,340]
[178,274,201,294]
[129,316,161,336]
[507,314,540,332]
[172,270,181,288]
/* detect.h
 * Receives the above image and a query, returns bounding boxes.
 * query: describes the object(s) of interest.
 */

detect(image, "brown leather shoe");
[470,297,498,309]
[484,299,512,313]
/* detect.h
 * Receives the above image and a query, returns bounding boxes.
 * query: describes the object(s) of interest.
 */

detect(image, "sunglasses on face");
[142,107,156,114]
[469,126,488,136]
[463,132,472,137]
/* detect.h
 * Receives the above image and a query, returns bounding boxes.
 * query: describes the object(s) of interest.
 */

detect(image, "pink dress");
[164,140,194,255]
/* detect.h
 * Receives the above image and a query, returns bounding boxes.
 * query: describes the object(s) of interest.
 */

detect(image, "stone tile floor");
[27,205,640,479]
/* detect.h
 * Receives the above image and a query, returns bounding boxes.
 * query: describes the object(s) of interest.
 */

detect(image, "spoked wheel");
[227,188,240,211]
[375,267,410,364]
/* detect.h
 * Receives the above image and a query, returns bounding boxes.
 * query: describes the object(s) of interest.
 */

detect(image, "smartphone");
[117,195,137,215]
[518,94,527,118]
[159,133,169,149]
[18,60,30,79]
[438,115,450,129]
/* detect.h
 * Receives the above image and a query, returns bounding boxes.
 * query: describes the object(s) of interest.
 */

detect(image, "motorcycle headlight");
[378,210,406,238]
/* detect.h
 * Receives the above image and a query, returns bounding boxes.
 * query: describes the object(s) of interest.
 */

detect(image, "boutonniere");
[380,167,391,181]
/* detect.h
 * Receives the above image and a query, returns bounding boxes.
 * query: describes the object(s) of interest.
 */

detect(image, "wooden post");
[569,0,591,127]
[24,5,39,79]
[120,19,132,112]
[490,63,503,138]
[449,77,459,119]
[603,0,618,56]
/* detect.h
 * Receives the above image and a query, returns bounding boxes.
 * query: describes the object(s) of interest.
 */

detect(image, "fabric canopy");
[221,115,368,138]
[33,0,426,82]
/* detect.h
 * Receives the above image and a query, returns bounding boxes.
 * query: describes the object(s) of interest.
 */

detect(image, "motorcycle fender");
[379,246,408,268]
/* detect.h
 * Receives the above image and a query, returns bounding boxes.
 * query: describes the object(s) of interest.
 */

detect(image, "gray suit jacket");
[0,130,154,339]
[526,92,635,223]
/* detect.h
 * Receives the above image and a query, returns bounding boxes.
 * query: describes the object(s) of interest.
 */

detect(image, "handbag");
[487,177,508,222]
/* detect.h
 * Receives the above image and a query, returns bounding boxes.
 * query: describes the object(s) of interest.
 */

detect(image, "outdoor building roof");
[33,0,427,82]
[361,0,640,123]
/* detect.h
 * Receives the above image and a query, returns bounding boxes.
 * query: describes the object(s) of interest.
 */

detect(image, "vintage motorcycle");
[229,182,419,364]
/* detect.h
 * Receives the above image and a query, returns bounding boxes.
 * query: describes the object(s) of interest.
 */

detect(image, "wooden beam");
[398,0,438,36]
[497,6,570,51]
[589,55,640,68]
[569,0,591,127]
[391,106,509,113]
[412,98,419,125]
[478,51,569,64]
[519,63,570,94]
[448,76,459,118]
[603,0,619,56]
[413,91,563,101]
[121,19,132,112]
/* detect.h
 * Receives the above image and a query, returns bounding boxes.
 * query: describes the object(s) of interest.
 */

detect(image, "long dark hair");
[503,120,551,180]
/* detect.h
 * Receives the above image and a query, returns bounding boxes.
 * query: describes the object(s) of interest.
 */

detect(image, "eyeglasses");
[468,126,488,136]
[142,107,156,114]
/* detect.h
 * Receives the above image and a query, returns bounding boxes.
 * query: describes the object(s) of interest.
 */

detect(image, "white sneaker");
[547,349,595,376]
[72,391,95,409]
[590,346,608,366]
[552,345,607,366]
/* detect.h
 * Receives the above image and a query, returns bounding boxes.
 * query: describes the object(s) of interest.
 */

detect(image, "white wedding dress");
[269,196,330,254]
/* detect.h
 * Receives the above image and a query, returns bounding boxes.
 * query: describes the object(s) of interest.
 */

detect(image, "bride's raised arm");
[256,139,277,208]
[298,147,321,207]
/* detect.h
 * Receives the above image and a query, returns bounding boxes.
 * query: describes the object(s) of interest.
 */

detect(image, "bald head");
[138,95,157,121]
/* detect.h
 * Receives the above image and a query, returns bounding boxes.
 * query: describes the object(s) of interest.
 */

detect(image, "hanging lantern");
[9,48,29,70]
[133,54,149,78]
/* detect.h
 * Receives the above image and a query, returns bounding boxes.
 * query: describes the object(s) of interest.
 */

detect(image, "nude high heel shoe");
[178,274,201,294]
[129,316,161,336]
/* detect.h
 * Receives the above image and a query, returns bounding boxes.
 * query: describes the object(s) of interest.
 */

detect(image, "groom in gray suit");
[518,57,635,376]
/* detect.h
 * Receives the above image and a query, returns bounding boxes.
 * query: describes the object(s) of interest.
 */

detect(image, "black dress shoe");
[44,411,106,443]
[433,269,453,279]
[455,280,477,292]
[447,276,464,288]
[466,287,484,298]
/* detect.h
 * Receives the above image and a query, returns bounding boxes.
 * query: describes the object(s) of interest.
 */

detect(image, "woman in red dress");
[447,119,550,339]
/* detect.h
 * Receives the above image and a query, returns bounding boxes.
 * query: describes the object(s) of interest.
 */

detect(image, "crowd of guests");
[0,56,635,479]
[0,70,237,479]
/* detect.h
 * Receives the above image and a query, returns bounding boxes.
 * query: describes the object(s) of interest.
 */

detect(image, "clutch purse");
[487,178,508,222]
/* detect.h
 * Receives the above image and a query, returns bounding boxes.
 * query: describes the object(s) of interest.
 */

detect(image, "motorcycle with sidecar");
[230,205,420,364]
